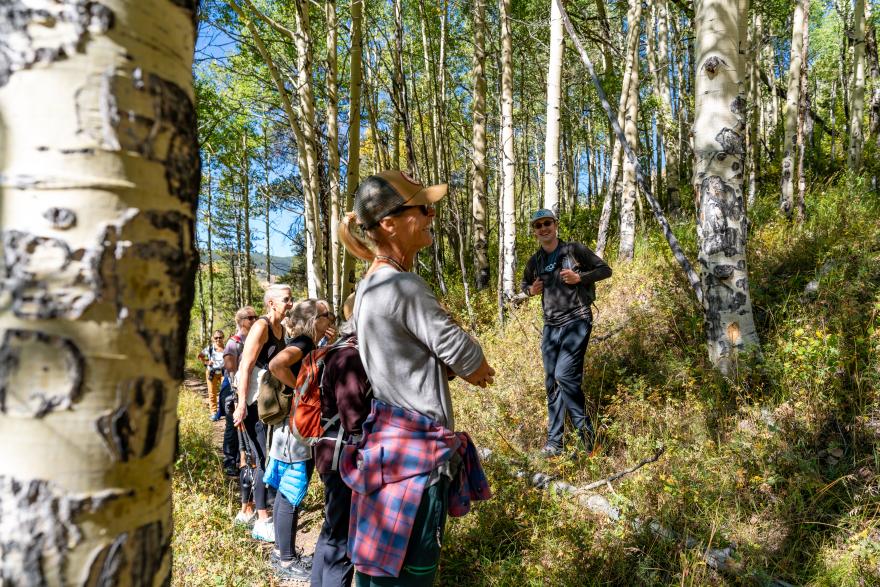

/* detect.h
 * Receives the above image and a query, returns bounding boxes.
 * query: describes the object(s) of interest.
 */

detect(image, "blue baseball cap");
[530,208,557,225]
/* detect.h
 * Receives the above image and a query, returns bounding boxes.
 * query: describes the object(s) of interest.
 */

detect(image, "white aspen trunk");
[206,157,216,330]
[417,0,440,184]
[618,0,642,262]
[500,0,516,299]
[656,0,680,209]
[241,133,252,303]
[780,0,805,218]
[693,0,761,374]
[796,0,811,222]
[341,0,363,303]
[471,0,490,291]
[747,12,761,207]
[849,0,867,170]
[294,0,325,298]
[0,1,199,583]
[327,0,341,312]
[543,0,565,214]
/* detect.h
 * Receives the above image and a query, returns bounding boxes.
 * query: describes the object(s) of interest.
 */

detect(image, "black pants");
[311,471,354,587]
[221,381,239,472]
[276,459,315,561]
[541,318,594,449]
[240,405,268,510]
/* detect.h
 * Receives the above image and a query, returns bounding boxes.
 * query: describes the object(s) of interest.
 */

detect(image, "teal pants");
[355,478,449,587]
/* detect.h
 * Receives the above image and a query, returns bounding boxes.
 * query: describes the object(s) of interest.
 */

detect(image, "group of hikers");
[197,170,612,585]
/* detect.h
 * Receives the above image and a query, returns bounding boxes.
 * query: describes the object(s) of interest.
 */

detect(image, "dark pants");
[240,405,268,510]
[311,471,354,587]
[541,318,593,449]
[276,459,315,561]
[355,478,449,587]
[220,379,238,472]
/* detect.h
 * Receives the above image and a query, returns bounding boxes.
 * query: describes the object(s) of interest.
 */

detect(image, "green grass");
[175,184,880,585]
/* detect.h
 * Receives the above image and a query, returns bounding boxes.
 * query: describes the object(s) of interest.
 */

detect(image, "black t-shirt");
[255,317,284,369]
[286,334,316,381]
[520,241,612,326]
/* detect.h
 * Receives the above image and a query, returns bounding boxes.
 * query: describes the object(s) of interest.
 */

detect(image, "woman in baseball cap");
[337,171,495,585]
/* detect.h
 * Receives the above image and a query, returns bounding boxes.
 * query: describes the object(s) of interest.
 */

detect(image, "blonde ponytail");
[339,212,376,262]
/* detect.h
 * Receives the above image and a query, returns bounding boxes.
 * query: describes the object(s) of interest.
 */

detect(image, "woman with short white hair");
[233,283,294,542]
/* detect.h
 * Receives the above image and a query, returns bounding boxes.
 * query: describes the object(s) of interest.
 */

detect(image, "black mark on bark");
[0,1,114,87]
[698,176,743,258]
[96,378,165,461]
[0,329,84,417]
[0,476,123,585]
[44,207,77,230]
[702,56,726,79]
[715,128,744,155]
[83,521,169,587]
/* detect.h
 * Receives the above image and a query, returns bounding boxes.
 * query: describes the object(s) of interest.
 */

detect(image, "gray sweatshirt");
[354,267,485,430]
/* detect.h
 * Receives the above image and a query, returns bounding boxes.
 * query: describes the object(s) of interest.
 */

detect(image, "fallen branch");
[573,445,665,494]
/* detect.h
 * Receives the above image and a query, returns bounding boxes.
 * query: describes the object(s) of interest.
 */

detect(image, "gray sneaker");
[272,556,311,582]
[540,444,563,457]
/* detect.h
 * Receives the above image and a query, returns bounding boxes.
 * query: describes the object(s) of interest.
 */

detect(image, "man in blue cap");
[521,209,612,457]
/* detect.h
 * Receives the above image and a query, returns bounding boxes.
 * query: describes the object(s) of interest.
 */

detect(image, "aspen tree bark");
[327,0,341,312]
[206,156,216,330]
[471,0,490,290]
[261,122,272,280]
[618,0,642,262]
[693,0,761,374]
[656,0,681,210]
[293,0,326,297]
[543,0,565,214]
[796,0,811,222]
[0,1,199,584]
[865,1,880,144]
[392,0,417,175]
[417,0,439,184]
[746,12,760,207]
[849,0,867,170]
[780,0,805,218]
[341,0,363,304]
[500,0,517,300]
[241,133,252,303]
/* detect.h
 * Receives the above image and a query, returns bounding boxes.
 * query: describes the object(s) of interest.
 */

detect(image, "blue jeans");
[541,318,593,449]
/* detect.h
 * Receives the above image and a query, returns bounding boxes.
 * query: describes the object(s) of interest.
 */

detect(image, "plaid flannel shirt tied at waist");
[339,400,491,578]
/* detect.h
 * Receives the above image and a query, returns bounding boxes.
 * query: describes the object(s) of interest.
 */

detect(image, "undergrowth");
[173,184,879,585]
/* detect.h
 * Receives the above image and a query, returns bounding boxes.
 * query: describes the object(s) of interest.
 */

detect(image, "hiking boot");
[251,517,275,543]
[540,444,563,457]
[272,556,311,582]
[233,510,256,528]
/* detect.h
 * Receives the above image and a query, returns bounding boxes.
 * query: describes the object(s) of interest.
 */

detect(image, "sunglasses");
[317,312,335,320]
[533,219,555,229]
[213,336,224,340]
[387,204,433,218]
[243,315,258,321]
[275,296,293,304]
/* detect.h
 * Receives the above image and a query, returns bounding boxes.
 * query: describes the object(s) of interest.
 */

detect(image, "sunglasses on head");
[533,219,555,229]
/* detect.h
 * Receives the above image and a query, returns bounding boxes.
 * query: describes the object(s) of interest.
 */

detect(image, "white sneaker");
[251,517,275,543]
[233,511,256,528]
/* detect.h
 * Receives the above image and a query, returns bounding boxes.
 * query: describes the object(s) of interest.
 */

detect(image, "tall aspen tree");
[342,0,363,303]
[327,0,341,311]
[849,0,867,170]
[693,0,761,373]
[293,0,326,297]
[656,0,680,209]
[543,0,565,213]
[618,0,642,261]
[796,0,811,222]
[781,0,806,218]
[0,1,199,583]
[500,0,517,300]
[471,0,490,290]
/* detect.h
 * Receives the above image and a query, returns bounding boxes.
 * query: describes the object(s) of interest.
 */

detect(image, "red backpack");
[288,338,358,446]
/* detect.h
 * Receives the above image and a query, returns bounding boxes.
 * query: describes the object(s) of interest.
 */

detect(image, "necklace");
[375,255,408,272]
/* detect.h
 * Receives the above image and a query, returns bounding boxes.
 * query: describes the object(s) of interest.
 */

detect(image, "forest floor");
[173,373,322,586]
[173,184,880,586]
